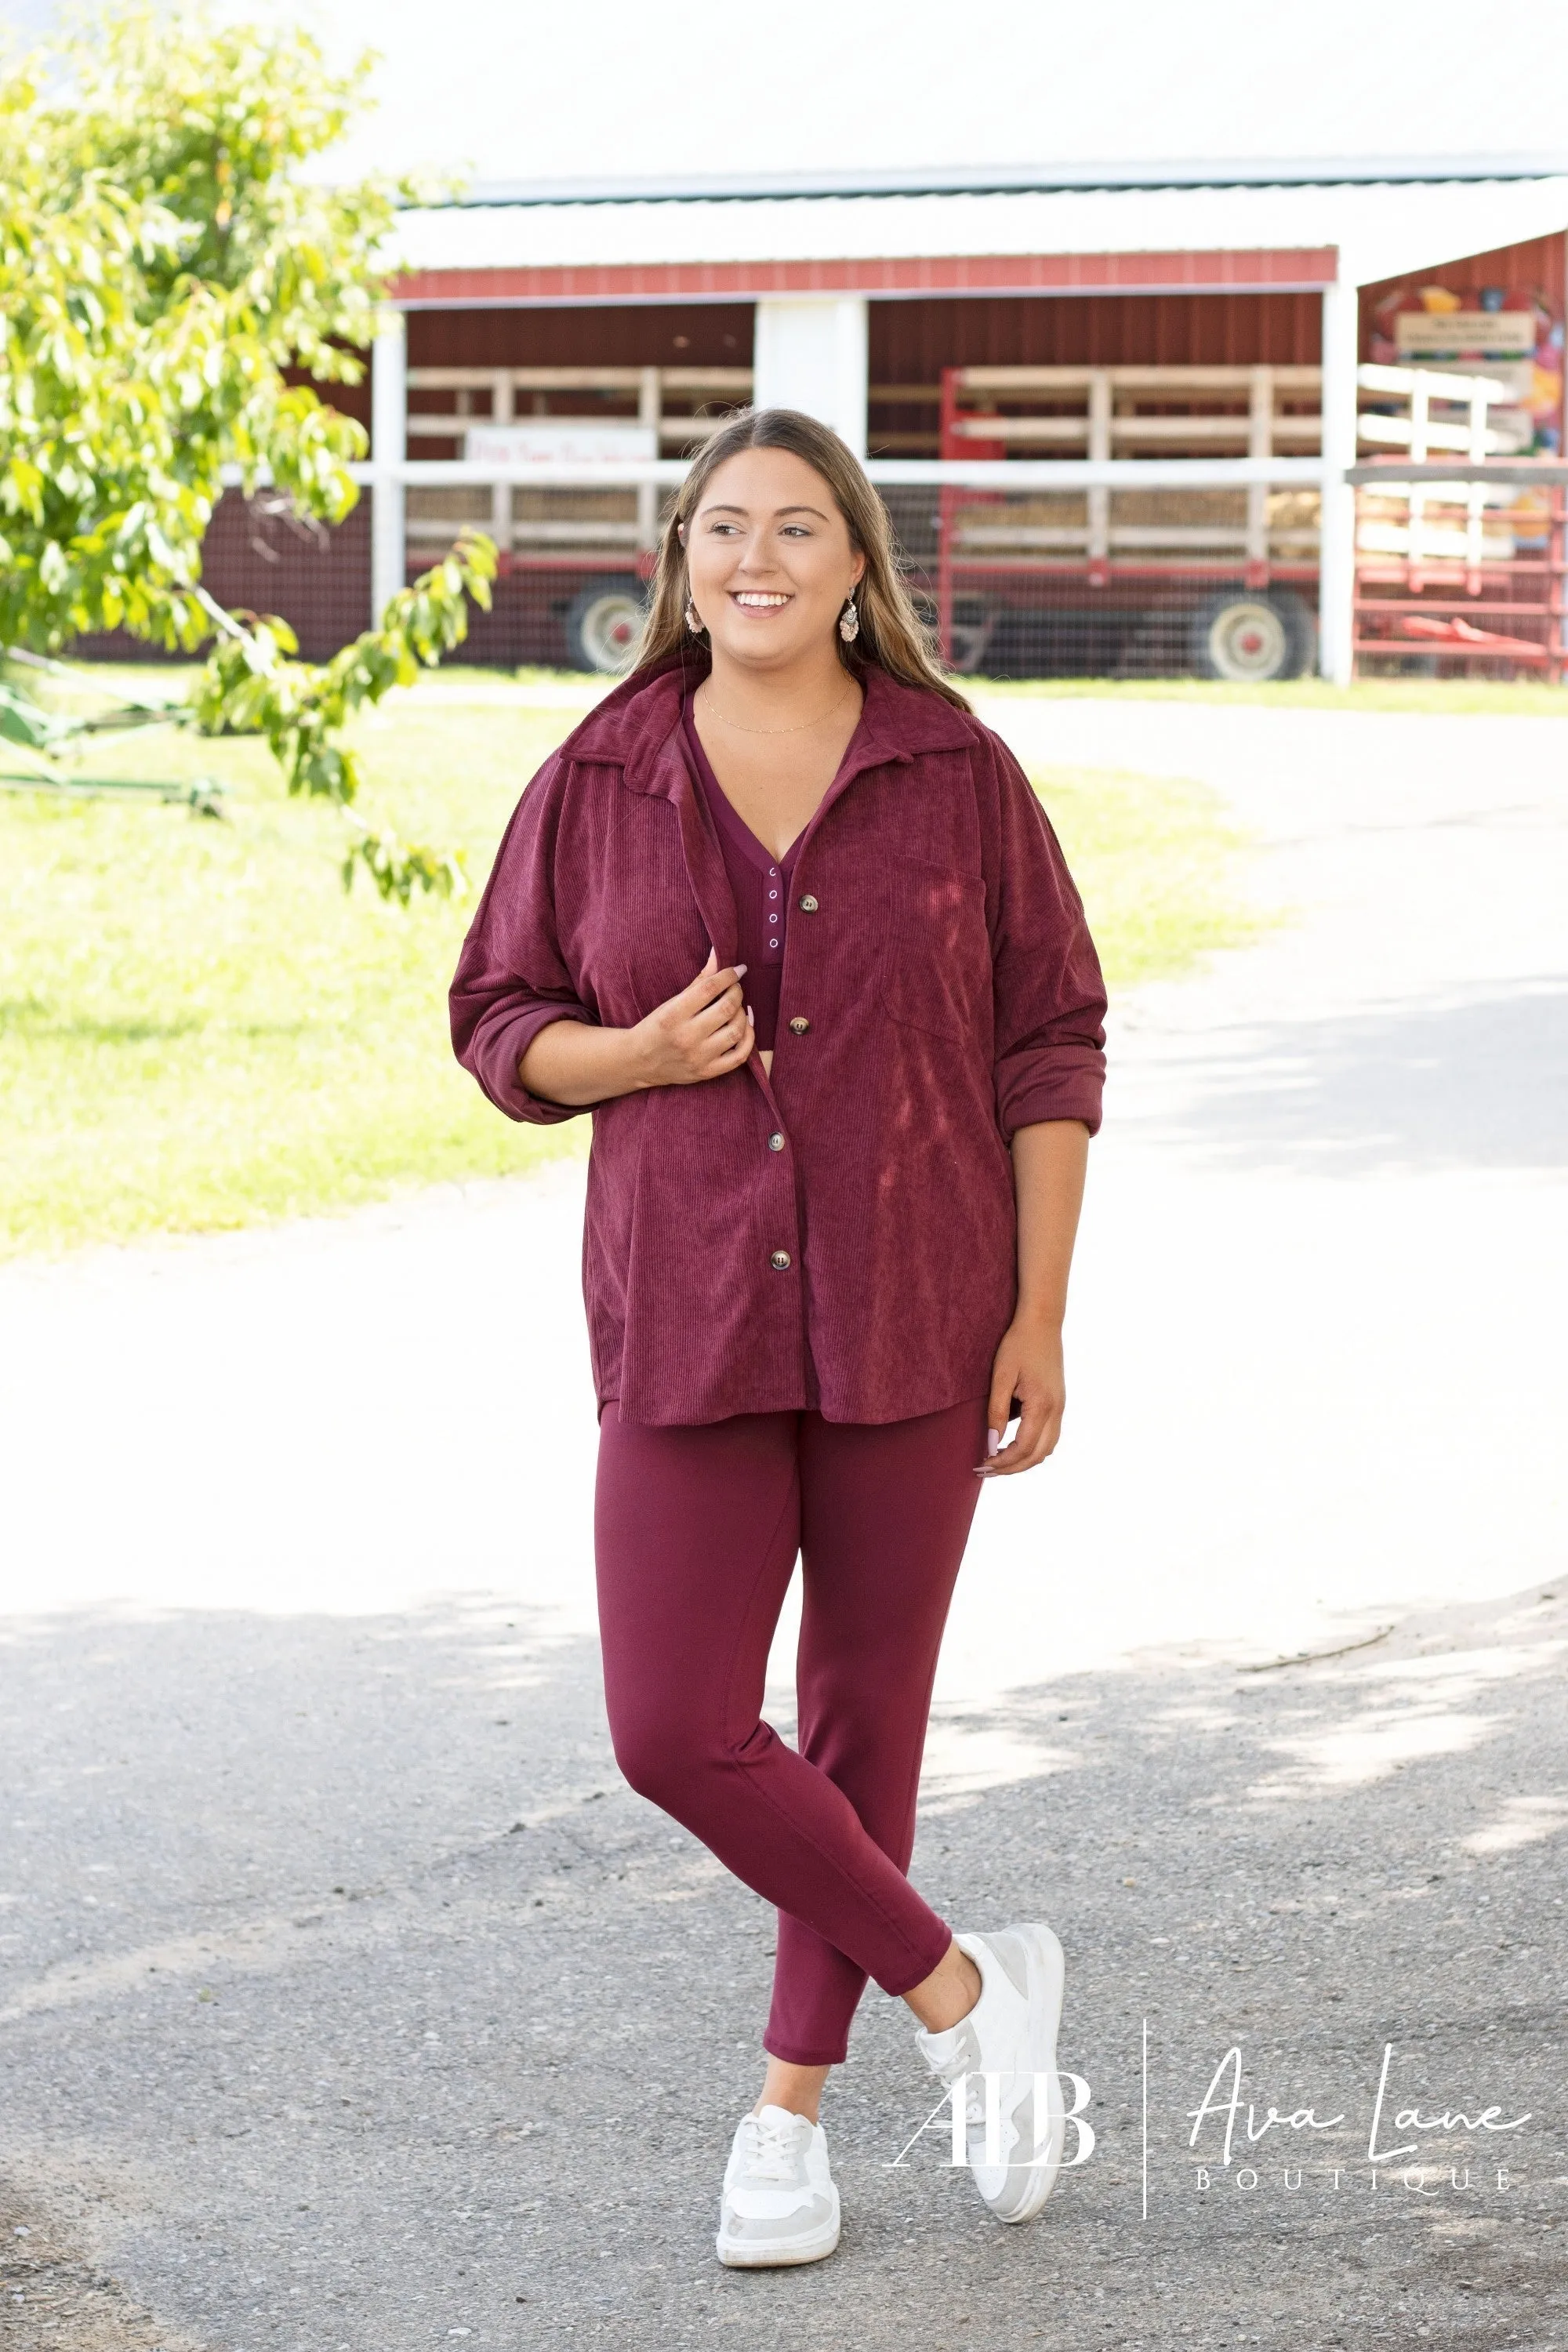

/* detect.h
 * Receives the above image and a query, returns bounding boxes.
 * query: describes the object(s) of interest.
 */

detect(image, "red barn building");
[206,162,1568,682]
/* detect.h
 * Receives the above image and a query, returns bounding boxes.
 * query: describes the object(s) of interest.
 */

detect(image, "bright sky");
[255,0,1568,188]
[9,0,1565,188]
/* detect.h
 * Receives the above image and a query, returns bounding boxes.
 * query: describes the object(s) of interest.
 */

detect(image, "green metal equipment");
[0,648,226,816]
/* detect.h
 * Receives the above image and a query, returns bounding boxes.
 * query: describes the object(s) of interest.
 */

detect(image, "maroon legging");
[594,1398,987,2065]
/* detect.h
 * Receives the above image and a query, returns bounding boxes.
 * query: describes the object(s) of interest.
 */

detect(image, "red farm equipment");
[926,363,1327,680]
[402,363,752,670]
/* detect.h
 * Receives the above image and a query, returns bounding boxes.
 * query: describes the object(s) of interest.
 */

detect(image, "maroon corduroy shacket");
[449,654,1107,1428]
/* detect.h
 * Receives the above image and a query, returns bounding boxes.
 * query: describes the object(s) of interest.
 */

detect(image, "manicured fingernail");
[735,964,748,977]
[986,1429,1001,1457]
[746,1004,753,1021]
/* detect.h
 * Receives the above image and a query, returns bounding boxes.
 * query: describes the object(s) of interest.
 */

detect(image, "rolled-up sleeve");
[449,757,591,1125]
[987,737,1108,1140]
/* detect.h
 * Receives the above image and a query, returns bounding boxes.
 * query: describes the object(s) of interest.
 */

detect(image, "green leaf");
[0,12,484,901]
[0,681,58,750]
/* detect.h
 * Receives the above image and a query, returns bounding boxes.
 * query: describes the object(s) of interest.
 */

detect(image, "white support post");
[1087,372,1111,566]
[753,298,869,454]
[1246,365,1273,568]
[370,307,407,626]
[1318,278,1359,684]
[1465,383,1487,575]
[490,368,514,554]
[1407,374,1430,573]
[637,367,662,550]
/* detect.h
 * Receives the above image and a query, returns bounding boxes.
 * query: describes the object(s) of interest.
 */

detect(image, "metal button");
[788,1016,811,1036]
[798,893,820,913]
[769,1249,792,1271]
[768,1132,786,1152]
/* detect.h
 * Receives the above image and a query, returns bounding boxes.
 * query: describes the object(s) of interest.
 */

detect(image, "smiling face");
[681,446,866,674]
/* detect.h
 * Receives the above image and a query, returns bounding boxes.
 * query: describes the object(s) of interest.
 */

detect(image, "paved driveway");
[2,696,1566,2351]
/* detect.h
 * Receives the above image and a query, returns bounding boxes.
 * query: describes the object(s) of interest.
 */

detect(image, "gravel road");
[3,695,1566,2352]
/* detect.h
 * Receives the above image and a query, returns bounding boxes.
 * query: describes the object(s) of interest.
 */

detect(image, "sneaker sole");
[715,2192,840,2268]
[995,1920,1066,2223]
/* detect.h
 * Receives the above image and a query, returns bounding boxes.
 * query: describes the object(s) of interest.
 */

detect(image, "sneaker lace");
[922,2022,993,2136]
[742,2111,804,2183]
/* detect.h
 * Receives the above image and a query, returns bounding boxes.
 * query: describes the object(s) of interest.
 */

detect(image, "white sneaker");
[715,2103,841,2268]
[915,1923,1067,2223]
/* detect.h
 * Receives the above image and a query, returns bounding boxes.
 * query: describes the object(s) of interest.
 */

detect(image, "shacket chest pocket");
[880,855,991,1042]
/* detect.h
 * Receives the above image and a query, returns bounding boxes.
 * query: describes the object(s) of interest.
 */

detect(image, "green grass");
[0,667,1269,1258]
[971,673,1568,714]
[1034,765,1272,985]
[0,691,584,1258]
[60,659,1568,716]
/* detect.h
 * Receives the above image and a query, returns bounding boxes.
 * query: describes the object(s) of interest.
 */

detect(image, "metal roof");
[445,155,1568,208]
[392,176,1568,292]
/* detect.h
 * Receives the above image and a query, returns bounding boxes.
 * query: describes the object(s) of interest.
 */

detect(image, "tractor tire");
[564,578,646,673]
[1189,590,1314,682]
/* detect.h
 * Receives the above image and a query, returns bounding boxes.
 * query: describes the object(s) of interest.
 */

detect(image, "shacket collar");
[568,651,978,797]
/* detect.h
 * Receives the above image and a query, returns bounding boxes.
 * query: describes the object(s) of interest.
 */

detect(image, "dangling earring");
[839,597,860,644]
[685,599,706,636]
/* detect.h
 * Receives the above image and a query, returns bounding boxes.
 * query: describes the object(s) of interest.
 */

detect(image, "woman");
[450,408,1105,2267]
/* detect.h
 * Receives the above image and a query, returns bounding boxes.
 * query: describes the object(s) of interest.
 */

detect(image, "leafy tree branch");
[191,535,497,901]
[0,5,490,900]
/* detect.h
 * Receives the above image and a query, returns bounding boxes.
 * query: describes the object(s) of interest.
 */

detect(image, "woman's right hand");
[518,951,753,1107]
[632,950,754,1088]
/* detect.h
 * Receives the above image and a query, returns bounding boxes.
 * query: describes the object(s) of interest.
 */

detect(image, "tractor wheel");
[1190,590,1313,682]
[564,579,646,673]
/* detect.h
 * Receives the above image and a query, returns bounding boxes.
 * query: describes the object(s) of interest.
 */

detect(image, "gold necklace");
[699,683,856,737]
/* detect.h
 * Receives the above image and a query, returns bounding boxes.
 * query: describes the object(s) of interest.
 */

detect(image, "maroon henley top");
[680,693,803,1054]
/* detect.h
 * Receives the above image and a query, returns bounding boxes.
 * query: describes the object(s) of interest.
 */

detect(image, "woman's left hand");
[980,1315,1066,1476]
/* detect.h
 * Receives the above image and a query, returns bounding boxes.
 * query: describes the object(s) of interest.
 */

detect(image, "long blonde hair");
[631,407,971,711]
